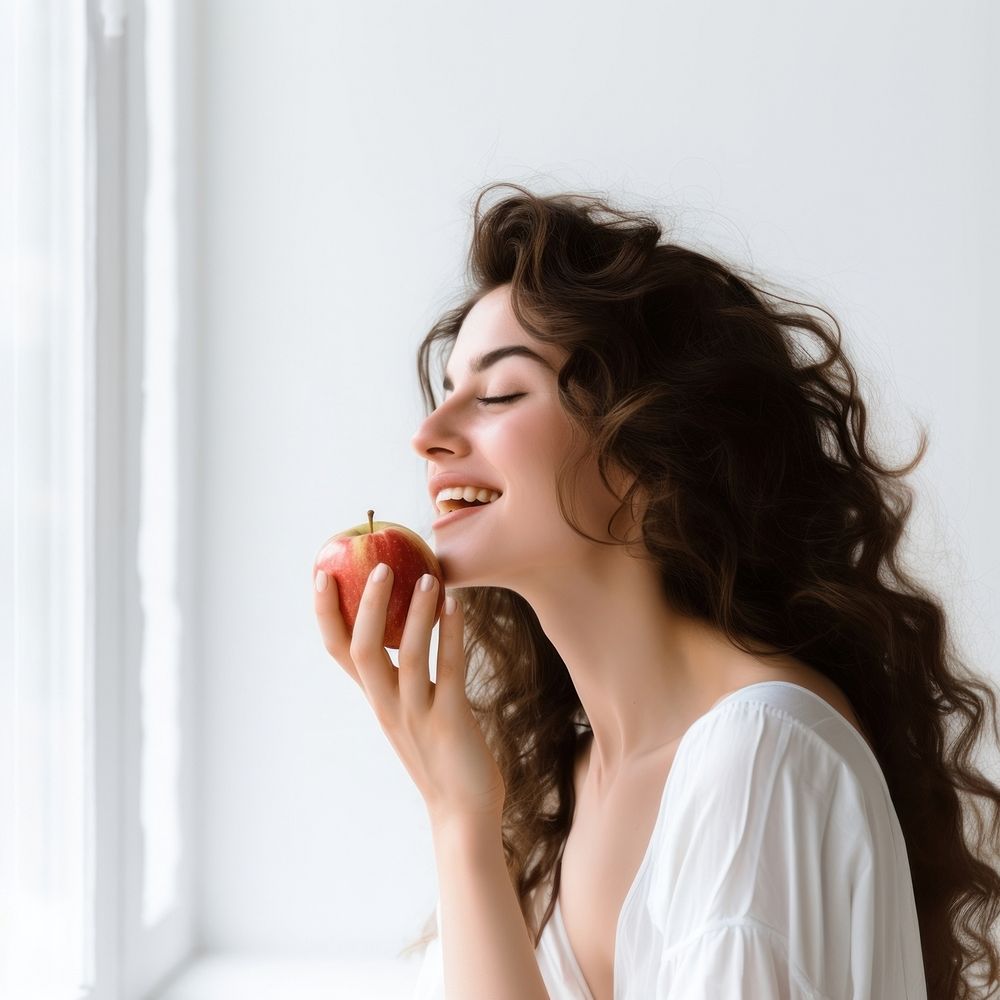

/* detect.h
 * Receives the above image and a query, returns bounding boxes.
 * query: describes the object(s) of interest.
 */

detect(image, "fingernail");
[371,563,389,582]
[315,570,328,592]
[444,595,457,615]
[419,573,436,592]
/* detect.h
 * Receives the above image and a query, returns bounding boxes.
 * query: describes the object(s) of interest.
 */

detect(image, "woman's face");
[410,285,635,591]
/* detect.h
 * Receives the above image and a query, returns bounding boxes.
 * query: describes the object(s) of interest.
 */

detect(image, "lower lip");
[432,500,498,530]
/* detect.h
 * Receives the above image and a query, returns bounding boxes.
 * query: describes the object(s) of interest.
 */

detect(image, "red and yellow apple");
[314,510,445,650]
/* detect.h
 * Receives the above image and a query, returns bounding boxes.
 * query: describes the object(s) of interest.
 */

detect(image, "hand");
[313,561,506,827]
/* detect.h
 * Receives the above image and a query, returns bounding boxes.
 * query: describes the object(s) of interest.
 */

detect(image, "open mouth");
[437,497,495,513]
[434,486,504,516]
[433,495,501,527]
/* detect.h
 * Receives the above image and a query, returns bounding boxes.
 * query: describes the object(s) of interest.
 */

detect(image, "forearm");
[431,814,551,1000]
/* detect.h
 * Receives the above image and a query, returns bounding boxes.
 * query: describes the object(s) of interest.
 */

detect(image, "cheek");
[484,408,565,461]
[486,404,593,512]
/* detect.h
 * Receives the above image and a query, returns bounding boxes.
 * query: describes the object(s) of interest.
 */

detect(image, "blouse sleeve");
[410,898,444,999]
[654,919,828,1000]
[411,938,443,1000]
[642,702,879,1000]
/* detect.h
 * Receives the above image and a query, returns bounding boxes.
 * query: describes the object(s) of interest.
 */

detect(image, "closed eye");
[477,394,524,406]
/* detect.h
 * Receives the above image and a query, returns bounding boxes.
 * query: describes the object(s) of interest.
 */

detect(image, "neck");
[509,553,745,779]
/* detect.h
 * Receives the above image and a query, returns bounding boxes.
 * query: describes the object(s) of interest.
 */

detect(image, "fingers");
[316,559,453,726]
[397,573,439,713]
[348,563,399,706]
[432,594,466,710]
[313,568,363,688]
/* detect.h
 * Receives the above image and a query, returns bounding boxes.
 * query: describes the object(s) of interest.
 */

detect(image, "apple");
[314,509,445,650]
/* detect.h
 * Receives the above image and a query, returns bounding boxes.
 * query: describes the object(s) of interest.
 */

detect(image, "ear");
[607,463,650,542]
[607,461,642,504]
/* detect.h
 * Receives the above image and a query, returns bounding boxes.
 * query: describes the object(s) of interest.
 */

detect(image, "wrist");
[429,807,503,846]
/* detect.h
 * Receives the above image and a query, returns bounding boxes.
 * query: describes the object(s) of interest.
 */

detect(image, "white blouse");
[411,680,928,999]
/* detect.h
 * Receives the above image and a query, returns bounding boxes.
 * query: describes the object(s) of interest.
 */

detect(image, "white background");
[182,0,1000,976]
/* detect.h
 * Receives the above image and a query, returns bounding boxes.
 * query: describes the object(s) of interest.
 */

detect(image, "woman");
[312,184,1000,998]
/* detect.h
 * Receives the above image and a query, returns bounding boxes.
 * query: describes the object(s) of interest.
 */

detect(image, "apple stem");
[367,509,374,533]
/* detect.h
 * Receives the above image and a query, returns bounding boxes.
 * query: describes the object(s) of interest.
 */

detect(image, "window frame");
[86,2,197,997]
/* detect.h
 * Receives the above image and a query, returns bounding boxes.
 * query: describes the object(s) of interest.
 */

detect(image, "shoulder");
[656,694,878,893]
[672,680,879,803]
[640,702,867,948]
[635,688,924,999]
[673,692,859,792]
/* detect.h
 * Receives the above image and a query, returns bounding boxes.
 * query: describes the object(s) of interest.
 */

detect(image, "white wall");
[190,0,999,965]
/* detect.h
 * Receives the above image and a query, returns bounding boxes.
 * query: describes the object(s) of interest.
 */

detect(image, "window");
[1,3,190,997]
[1,2,91,996]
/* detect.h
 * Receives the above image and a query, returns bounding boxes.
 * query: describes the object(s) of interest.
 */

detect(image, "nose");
[410,404,467,461]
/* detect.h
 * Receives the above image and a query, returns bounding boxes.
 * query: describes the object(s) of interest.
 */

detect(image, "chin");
[436,566,475,590]
[434,557,496,592]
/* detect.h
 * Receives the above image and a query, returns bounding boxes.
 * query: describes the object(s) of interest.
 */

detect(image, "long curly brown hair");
[399,182,1000,998]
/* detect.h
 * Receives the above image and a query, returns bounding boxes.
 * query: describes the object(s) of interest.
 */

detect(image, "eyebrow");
[442,345,556,391]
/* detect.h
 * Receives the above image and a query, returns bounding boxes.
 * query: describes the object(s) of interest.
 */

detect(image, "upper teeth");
[435,486,502,513]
